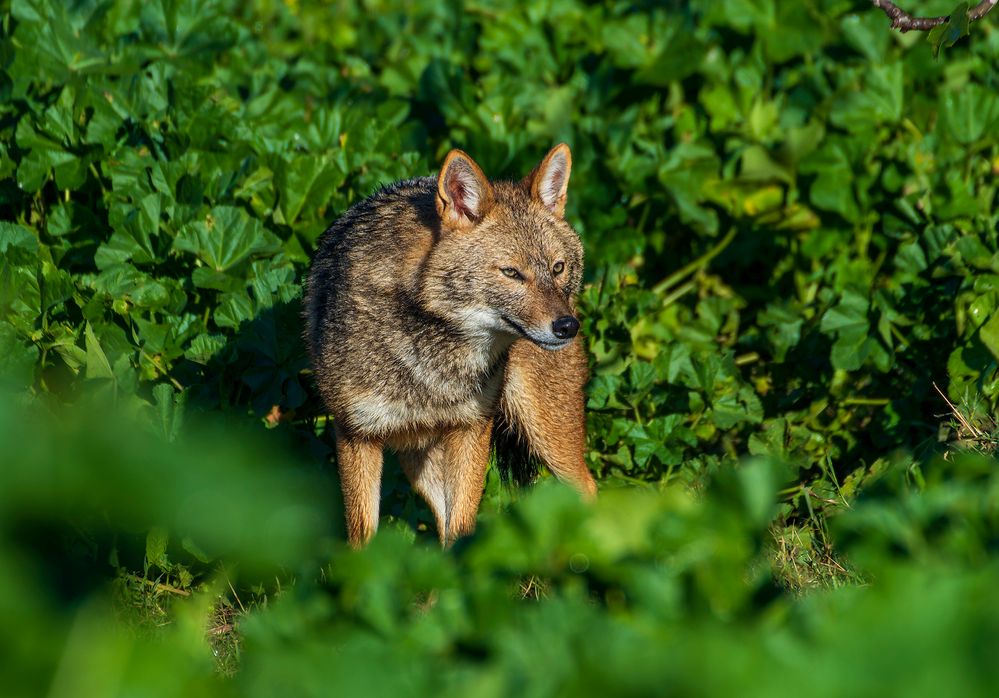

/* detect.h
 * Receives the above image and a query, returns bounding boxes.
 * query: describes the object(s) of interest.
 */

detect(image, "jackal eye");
[501,267,523,280]
[552,261,565,275]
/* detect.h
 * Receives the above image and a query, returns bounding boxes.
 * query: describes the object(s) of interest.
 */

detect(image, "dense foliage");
[2,0,999,695]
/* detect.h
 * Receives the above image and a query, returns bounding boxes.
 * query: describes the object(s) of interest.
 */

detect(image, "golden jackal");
[304,144,597,547]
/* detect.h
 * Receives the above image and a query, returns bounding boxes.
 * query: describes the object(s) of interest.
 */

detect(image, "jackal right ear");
[436,149,494,231]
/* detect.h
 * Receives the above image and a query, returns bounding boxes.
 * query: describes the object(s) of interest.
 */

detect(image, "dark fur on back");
[304,177,436,365]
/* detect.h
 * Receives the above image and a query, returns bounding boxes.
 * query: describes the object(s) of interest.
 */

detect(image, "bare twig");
[932,381,985,440]
[805,488,845,507]
[870,0,998,32]
[141,578,191,596]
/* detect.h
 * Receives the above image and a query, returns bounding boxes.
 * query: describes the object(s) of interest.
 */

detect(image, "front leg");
[334,425,384,548]
[440,419,494,544]
[501,338,597,499]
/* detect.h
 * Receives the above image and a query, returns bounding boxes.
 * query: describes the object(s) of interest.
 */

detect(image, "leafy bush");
[1,0,999,695]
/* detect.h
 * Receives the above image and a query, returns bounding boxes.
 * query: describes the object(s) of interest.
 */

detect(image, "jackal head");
[421,144,584,351]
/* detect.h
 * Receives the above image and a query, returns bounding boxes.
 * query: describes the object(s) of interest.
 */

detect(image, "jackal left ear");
[525,143,572,217]
[437,149,494,231]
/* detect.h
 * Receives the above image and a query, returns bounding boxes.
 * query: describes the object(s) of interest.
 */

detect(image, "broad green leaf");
[215,293,256,329]
[841,12,890,63]
[941,84,999,145]
[737,458,780,528]
[979,312,999,362]
[658,143,721,234]
[94,265,170,310]
[85,322,114,380]
[821,291,869,334]
[174,206,281,273]
[820,290,875,371]
[0,261,41,333]
[96,194,164,268]
[0,222,39,259]
[274,155,343,225]
[184,333,226,364]
[145,527,170,571]
[803,142,860,222]
[153,383,185,443]
[830,63,904,132]
[757,302,803,361]
[0,322,38,388]
[927,3,970,58]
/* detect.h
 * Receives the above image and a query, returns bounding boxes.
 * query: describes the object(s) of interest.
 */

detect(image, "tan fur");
[304,145,597,547]
[333,425,384,546]
[502,339,596,499]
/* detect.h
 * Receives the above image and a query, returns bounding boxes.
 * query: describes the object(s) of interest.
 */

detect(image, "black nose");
[552,315,579,339]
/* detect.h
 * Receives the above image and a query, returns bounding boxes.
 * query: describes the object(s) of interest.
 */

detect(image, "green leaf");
[174,206,282,273]
[0,322,39,388]
[587,374,627,410]
[181,536,212,564]
[0,258,41,334]
[215,292,256,329]
[0,222,39,259]
[274,155,344,225]
[821,290,874,372]
[152,383,186,443]
[803,142,859,222]
[657,143,721,234]
[841,12,890,63]
[85,322,114,380]
[96,194,164,268]
[185,333,226,365]
[979,312,999,362]
[820,290,869,334]
[758,302,803,361]
[145,527,170,571]
[830,63,904,133]
[928,3,970,58]
[737,458,780,528]
[94,265,170,310]
[941,84,999,145]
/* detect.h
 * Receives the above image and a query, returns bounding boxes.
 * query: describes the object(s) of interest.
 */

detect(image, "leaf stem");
[652,227,737,295]
[140,349,184,391]
[661,279,697,309]
[841,397,890,406]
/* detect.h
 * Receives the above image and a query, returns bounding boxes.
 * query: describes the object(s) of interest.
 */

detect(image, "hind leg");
[501,338,597,499]
[334,426,384,548]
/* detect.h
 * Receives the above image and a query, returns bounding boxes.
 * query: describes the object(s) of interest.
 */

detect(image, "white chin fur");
[524,330,571,350]
[458,308,505,335]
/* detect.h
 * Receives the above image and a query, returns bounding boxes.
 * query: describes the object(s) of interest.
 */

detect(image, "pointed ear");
[524,143,572,216]
[436,149,494,230]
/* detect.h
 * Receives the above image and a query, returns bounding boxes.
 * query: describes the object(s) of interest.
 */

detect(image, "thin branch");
[933,381,986,440]
[141,578,191,596]
[652,226,737,295]
[870,0,998,32]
